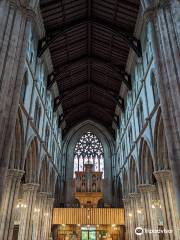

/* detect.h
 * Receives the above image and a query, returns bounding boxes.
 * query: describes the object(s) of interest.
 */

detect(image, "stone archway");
[62,120,114,206]
[153,110,180,240]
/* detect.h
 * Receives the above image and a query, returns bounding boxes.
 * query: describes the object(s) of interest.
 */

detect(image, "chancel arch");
[63,120,114,205]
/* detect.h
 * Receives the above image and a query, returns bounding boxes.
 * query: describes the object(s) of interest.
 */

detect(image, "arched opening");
[122,169,129,199]
[129,157,139,193]
[140,140,155,185]
[151,72,159,105]
[154,111,170,171]
[9,110,24,170]
[63,120,114,206]
[20,71,28,104]
[39,156,49,193]
[34,99,41,130]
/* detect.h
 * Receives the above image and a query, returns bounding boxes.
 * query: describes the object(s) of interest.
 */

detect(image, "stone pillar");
[139,184,159,240]
[0,0,38,208]
[18,183,39,240]
[123,198,131,240]
[129,193,145,238]
[0,169,24,240]
[142,0,180,217]
[154,170,180,239]
[32,192,48,240]
[45,197,54,240]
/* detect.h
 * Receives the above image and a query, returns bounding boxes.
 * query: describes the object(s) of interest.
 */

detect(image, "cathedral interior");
[0,0,180,240]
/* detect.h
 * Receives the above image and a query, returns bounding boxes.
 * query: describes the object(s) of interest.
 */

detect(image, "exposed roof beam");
[38,17,142,58]
[61,101,113,123]
[47,55,132,90]
[54,81,124,110]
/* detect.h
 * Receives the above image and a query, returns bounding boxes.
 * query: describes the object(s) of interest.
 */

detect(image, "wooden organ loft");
[75,164,103,208]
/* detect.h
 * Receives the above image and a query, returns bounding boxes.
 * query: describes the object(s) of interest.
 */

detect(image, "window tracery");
[73,132,104,178]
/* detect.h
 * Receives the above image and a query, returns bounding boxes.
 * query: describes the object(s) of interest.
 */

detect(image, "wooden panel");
[53,208,124,225]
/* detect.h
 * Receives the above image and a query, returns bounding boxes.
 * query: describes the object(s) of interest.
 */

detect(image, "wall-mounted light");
[16,201,27,209]
[34,208,40,213]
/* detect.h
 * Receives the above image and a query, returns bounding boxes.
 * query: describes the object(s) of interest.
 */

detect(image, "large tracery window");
[73,131,104,178]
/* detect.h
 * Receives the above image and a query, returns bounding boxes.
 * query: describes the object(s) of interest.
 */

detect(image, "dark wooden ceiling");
[39,0,140,134]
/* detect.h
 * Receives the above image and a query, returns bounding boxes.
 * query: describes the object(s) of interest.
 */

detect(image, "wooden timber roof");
[39,0,140,135]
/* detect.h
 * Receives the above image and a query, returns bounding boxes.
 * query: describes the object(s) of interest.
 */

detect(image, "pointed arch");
[139,138,156,184]
[9,109,24,170]
[24,137,39,183]
[121,168,129,198]
[154,108,170,170]
[20,71,28,103]
[63,120,114,205]
[116,177,123,207]
[150,71,159,105]
[49,168,57,197]
[39,156,50,192]
[129,157,139,193]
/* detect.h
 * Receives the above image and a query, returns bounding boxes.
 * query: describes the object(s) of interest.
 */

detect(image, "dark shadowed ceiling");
[39,0,140,135]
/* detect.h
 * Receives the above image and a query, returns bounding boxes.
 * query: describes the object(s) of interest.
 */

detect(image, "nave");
[0,0,180,240]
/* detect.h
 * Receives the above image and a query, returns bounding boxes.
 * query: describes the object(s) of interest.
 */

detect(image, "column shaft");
[154,170,180,239]
[18,183,39,240]
[0,169,24,240]
[144,0,180,216]
[139,184,159,240]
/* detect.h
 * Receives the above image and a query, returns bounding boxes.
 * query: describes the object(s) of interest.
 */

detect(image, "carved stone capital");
[128,192,141,199]
[153,170,172,182]
[7,168,24,178]
[122,198,130,204]
[47,197,55,207]
[37,191,49,199]
[141,0,171,20]
[138,184,156,193]
[22,183,39,192]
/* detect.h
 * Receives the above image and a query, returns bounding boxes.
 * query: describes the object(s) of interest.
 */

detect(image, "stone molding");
[128,192,141,199]
[138,184,156,193]
[153,170,172,182]
[7,169,25,179]
[36,191,49,199]
[122,198,130,204]
[22,183,39,192]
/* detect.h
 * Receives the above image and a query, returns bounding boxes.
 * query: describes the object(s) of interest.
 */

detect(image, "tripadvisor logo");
[135,227,144,236]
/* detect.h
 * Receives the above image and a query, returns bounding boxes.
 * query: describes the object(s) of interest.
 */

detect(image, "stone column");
[0,0,38,208]
[32,192,48,240]
[45,197,54,240]
[123,198,131,240]
[129,193,145,238]
[154,170,180,239]
[18,183,39,240]
[139,184,159,240]
[141,0,180,217]
[0,169,24,240]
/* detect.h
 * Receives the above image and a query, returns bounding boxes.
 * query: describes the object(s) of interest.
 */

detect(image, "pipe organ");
[75,164,103,207]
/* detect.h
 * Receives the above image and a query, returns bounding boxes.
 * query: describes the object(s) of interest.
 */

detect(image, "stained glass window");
[73,131,104,178]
